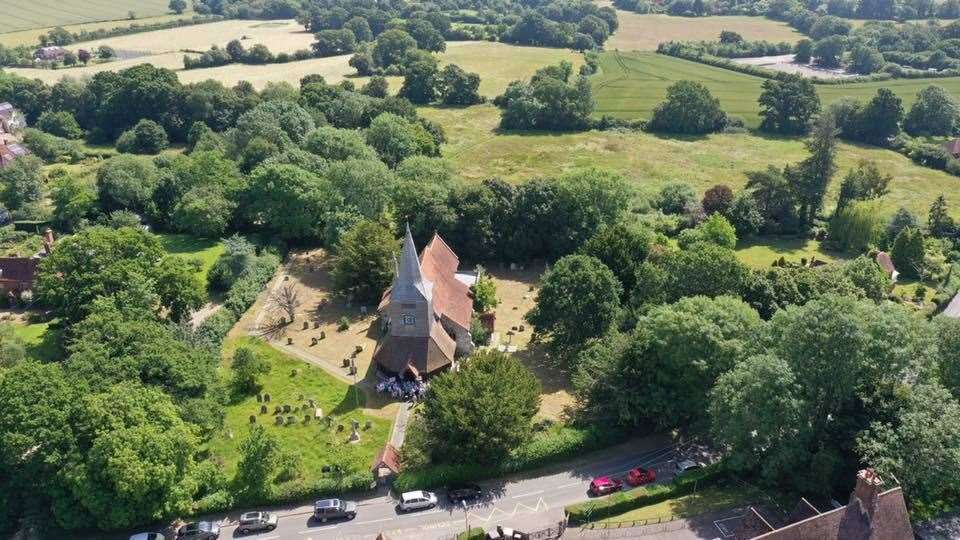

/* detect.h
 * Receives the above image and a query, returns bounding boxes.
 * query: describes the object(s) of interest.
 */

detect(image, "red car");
[627,467,656,486]
[589,476,623,496]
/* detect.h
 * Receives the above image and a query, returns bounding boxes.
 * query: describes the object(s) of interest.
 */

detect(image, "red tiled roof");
[750,488,912,540]
[371,444,402,474]
[372,320,456,375]
[0,258,39,289]
[419,233,472,331]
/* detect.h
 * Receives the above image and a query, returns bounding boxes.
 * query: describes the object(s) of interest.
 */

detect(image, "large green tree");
[758,75,821,134]
[243,163,341,241]
[649,80,726,134]
[526,254,621,360]
[904,85,960,136]
[331,220,397,304]
[420,350,540,464]
[790,112,838,230]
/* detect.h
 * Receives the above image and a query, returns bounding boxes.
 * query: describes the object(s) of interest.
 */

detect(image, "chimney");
[42,228,54,255]
[852,468,883,519]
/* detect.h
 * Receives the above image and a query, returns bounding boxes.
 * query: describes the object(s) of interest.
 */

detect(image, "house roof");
[943,138,960,156]
[944,292,960,319]
[0,103,13,119]
[371,444,401,474]
[0,258,39,287]
[419,233,472,331]
[372,320,456,375]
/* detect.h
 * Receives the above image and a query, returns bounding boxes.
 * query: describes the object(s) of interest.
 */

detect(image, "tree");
[928,195,956,238]
[303,126,376,162]
[758,75,821,134]
[935,316,960,398]
[405,19,445,52]
[580,222,652,295]
[96,154,159,213]
[360,76,389,98]
[97,45,115,59]
[726,191,764,236]
[269,284,301,323]
[344,17,373,42]
[679,213,737,249]
[794,38,813,63]
[828,200,885,253]
[526,255,621,360]
[835,160,891,213]
[234,425,282,500]
[171,185,236,238]
[885,207,919,247]
[573,33,596,51]
[116,119,169,154]
[312,29,357,57]
[576,296,761,430]
[649,80,726,134]
[655,182,697,214]
[325,159,397,218]
[495,63,594,131]
[702,184,733,215]
[790,112,838,230]
[398,60,440,104]
[365,113,437,167]
[745,165,798,233]
[231,346,271,394]
[372,29,418,68]
[36,110,83,139]
[245,44,274,64]
[52,173,97,232]
[904,85,960,136]
[331,220,397,304]
[891,227,925,279]
[438,64,482,106]
[0,155,43,210]
[848,45,884,74]
[858,88,902,145]
[155,255,206,322]
[812,35,846,68]
[243,164,340,241]
[421,350,540,464]
[658,243,749,302]
[169,0,187,14]
[471,272,498,313]
[719,30,744,43]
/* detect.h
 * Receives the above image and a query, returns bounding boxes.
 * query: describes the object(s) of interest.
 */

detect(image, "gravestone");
[360,306,368,315]
[249,415,256,424]
[314,321,320,329]
[349,365,357,376]
[519,325,525,332]
[291,368,299,376]
[311,337,317,346]
[275,416,284,425]
[315,407,322,419]
[263,393,270,402]
[303,321,309,330]
[284,275,289,281]
[351,419,360,430]
[337,423,344,432]
[298,393,304,401]
[260,405,268,414]
[256,394,262,403]
[365,420,372,430]
[283,404,291,413]
[320,331,325,339]
[308,399,316,408]
[304,414,311,423]
[349,424,360,443]
[355,345,364,354]
[274,405,282,415]
[342,358,350,367]
[286,415,295,425]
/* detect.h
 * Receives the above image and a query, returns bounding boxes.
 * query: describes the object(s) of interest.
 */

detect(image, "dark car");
[237,512,278,534]
[177,521,220,540]
[447,484,483,504]
[313,498,358,522]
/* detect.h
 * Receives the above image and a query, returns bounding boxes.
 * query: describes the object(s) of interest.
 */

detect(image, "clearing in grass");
[420,104,960,220]
[735,238,850,268]
[208,337,391,489]
[3,0,175,33]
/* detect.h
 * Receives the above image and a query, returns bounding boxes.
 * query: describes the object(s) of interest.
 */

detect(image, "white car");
[130,534,165,540]
[398,490,438,512]
[675,459,703,475]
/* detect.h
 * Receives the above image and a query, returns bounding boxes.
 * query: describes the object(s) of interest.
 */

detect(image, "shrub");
[196,308,238,347]
[116,119,169,154]
[36,111,83,139]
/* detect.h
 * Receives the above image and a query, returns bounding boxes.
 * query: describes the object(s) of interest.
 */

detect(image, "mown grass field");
[9,321,61,363]
[157,233,225,286]
[419,104,960,219]
[208,337,390,483]
[0,13,198,47]
[593,51,960,127]
[735,238,850,268]
[3,0,175,33]
[604,13,802,51]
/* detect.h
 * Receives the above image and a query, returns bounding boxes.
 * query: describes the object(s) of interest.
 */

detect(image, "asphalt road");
[211,437,685,540]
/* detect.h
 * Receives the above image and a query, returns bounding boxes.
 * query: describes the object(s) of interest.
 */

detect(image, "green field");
[420,104,960,219]
[735,238,851,268]
[3,0,175,33]
[157,233,225,286]
[9,321,61,362]
[208,337,390,486]
[593,51,960,127]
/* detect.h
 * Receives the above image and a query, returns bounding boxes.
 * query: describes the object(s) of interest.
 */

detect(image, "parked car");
[130,534,165,540]
[626,467,656,486]
[675,460,702,475]
[237,511,278,534]
[447,484,483,504]
[588,476,623,496]
[398,490,438,512]
[313,499,358,522]
[176,521,220,540]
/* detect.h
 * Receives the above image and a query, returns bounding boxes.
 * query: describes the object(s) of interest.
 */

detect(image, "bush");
[36,111,83,139]
[196,308,238,347]
[116,119,169,154]
[223,253,281,317]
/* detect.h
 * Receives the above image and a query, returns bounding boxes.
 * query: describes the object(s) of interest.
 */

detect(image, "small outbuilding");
[943,138,960,159]
[371,443,401,483]
[875,251,898,283]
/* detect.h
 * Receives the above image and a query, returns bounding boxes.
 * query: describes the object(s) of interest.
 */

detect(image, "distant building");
[0,143,31,169]
[0,229,55,295]
[0,102,26,135]
[875,251,899,283]
[34,46,66,61]
[374,228,474,378]
[735,469,913,540]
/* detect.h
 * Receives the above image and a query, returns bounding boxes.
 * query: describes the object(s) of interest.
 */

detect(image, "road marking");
[556,481,582,489]
[398,509,443,518]
[511,489,545,499]
[299,525,337,533]
[258,536,280,540]
[357,517,394,524]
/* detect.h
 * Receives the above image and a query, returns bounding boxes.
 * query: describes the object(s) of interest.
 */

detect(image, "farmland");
[3,0,175,33]
[593,51,960,127]
[604,13,802,51]
[419,103,960,219]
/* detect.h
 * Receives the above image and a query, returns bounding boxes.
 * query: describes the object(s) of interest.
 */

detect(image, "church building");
[374,228,474,377]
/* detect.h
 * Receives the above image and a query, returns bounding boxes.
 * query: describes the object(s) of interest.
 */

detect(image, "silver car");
[130,534,165,540]
[237,511,278,534]
[398,490,438,512]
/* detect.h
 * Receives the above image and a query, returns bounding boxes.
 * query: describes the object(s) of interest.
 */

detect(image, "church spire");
[393,224,433,302]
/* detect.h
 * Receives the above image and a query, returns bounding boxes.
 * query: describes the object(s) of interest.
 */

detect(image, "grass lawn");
[157,233,225,286]
[10,321,61,362]
[3,0,176,33]
[592,51,960,128]
[419,104,960,220]
[735,237,851,268]
[593,485,761,525]
[208,337,390,485]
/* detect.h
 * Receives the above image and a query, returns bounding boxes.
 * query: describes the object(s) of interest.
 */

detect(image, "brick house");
[374,227,474,377]
[34,46,66,62]
[735,469,913,539]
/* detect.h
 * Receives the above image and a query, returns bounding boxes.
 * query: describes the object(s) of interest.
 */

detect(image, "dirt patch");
[731,54,856,79]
